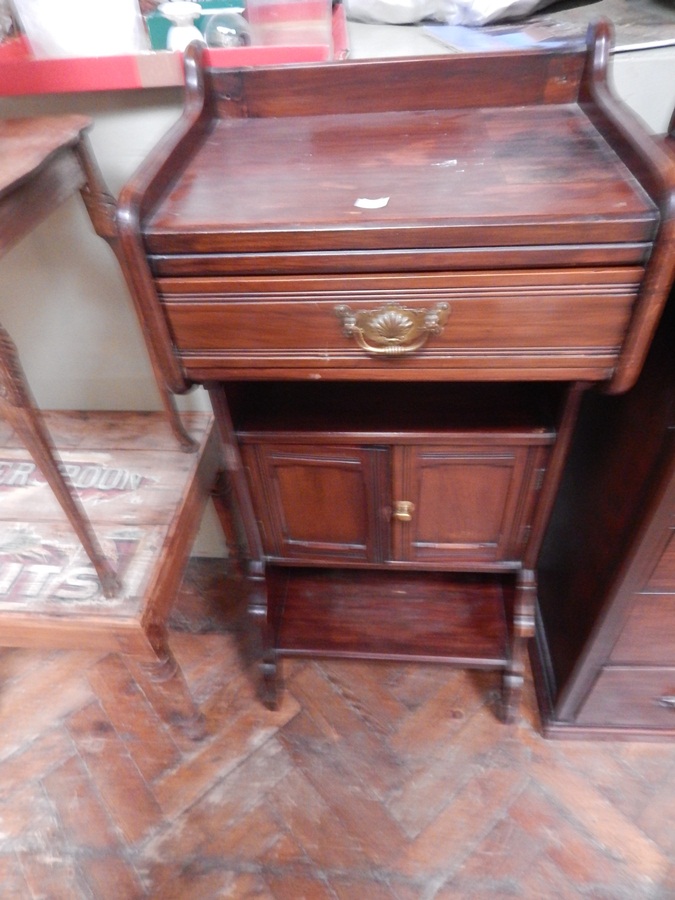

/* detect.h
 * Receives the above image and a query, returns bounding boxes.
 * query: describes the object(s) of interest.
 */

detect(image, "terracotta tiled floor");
[0,558,674,899]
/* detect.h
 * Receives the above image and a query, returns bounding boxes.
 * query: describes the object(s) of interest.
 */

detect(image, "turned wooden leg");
[500,568,536,723]
[260,649,280,711]
[139,624,207,740]
[245,563,280,710]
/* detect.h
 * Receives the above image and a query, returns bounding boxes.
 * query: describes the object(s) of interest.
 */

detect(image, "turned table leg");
[136,623,207,741]
[501,568,537,723]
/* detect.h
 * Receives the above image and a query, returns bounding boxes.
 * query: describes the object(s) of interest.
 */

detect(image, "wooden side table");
[0,116,224,736]
[116,24,675,723]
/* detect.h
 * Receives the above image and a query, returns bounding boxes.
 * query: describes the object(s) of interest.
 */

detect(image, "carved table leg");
[246,563,279,710]
[500,568,536,723]
[261,647,280,711]
[207,386,277,705]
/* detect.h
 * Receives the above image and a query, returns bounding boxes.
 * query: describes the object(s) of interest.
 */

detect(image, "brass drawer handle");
[656,695,675,709]
[335,302,449,356]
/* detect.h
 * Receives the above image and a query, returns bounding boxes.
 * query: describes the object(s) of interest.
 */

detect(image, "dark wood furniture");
[535,280,675,739]
[116,23,675,722]
[534,113,675,739]
[0,116,226,736]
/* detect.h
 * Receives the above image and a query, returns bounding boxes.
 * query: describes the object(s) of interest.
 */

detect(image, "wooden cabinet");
[230,381,556,716]
[236,383,553,570]
[535,290,675,738]
[116,25,675,724]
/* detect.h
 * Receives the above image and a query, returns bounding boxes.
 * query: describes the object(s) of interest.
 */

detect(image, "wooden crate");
[0,411,222,660]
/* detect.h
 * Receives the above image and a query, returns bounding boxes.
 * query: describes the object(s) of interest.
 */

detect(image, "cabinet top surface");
[144,104,657,253]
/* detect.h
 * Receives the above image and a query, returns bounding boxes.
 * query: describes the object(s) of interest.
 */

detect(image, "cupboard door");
[241,443,389,563]
[391,444,543,566]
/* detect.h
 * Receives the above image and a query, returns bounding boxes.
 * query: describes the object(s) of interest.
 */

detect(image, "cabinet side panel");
[645,526,675,592]
[536,290,675,715]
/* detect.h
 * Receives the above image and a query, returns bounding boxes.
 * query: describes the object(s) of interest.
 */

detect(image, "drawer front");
[645,527,675,593]
[611,592,675,665]
[158,269,641,379]
[576,667,675,730]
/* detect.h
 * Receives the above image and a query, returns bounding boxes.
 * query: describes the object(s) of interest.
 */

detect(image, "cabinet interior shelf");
[230,380,563,441]
[268,567,513,667]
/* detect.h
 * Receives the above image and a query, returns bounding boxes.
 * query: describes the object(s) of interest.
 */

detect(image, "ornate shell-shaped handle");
[335,302,450,356]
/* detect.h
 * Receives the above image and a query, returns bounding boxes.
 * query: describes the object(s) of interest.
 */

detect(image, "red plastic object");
[0,4,348,96]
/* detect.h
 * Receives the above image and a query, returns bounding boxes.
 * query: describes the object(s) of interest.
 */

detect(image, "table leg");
[0,325,120,597]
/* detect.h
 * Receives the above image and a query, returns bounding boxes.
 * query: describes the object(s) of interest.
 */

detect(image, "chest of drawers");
[116,23,675,722]
[536,287,675,738]
[534,121,675,739]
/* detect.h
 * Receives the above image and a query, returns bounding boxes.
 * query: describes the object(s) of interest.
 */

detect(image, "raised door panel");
[241,443,389,564]
[392,444,540,566]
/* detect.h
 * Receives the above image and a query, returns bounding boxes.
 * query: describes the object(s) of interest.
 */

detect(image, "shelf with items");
[0,1,346,95]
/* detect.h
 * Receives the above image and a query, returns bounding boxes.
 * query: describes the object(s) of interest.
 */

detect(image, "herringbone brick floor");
[0,558,673,899]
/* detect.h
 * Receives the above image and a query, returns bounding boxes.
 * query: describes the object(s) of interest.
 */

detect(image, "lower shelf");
[268,567,512,667]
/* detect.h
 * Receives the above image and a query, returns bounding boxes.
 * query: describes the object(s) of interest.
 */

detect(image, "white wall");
[0,88,184,411]
[1,26,673,556]
[611,45,675,134]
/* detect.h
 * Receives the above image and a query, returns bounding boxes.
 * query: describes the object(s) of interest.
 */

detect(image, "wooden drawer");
[611,592,675,664]
[645,527,675,592]
[158,268,642,380]
[576,667,675,730]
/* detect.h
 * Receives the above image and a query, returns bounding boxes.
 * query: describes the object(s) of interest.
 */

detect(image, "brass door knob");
[392,500,415,522]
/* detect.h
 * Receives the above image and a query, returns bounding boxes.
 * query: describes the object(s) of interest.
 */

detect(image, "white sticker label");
[354,197,390,209]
